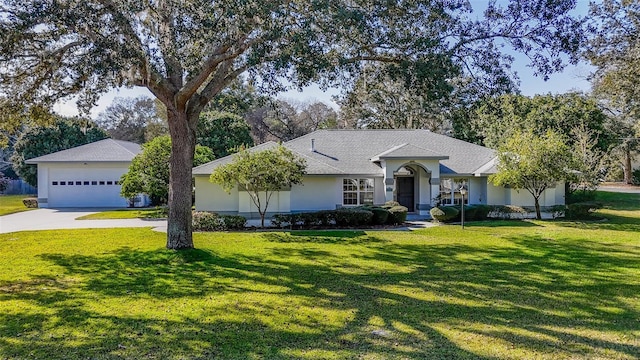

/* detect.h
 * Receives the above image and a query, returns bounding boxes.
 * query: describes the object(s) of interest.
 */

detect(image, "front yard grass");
[0,191,638,359]
[0,194,36,216]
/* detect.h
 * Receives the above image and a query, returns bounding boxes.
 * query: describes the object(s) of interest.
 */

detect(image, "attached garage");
[26,139,141,208]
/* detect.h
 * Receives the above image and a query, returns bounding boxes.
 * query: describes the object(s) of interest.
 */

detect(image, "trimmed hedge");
[334,208,374,226]
[633,168,640,186]
[488,205,528,219]
[369,207,390,225]
[566,201,602,220]
[430,206,459,222]
[381,200,401,209]
[271,205,407,229]
[221,215,247,230]
[430,205,493,223]
[471,205,492,221]
[192,211,247,231]
[549,205,566,219]
[387,205,408,224]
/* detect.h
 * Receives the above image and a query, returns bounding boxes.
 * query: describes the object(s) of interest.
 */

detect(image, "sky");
[53,0,594,119]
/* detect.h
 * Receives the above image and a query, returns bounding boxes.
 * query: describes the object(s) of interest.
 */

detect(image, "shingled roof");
[25,139,141,163]
[194,130,497,177]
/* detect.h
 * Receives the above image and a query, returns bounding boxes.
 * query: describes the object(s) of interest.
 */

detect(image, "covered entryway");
[395,166,416,212]
[396,177,415,211]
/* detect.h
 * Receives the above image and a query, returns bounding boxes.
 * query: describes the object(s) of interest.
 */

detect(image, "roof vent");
[311,138,316,152]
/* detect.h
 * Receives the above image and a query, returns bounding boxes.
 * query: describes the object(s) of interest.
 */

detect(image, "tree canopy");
[470,93,613,151]
[585,0,640,183]
[586,0,640,120]
[0,0,584,249]
[490,130,574,220]
[210,145,306,227]
[196,111,253,158]
[120,136,214,205]
[96,97,167,144]
[11,118,108,186]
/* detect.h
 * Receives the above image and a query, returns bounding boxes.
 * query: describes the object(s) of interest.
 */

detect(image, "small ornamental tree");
[490,130,573,220]
[209,146,306,227]
[120,136,214,205]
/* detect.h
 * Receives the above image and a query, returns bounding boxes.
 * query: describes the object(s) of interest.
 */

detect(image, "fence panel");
[1,180,37,195]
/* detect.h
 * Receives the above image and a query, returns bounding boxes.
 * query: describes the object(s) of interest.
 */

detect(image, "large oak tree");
[585,0,640,183]
[0,0,583,249]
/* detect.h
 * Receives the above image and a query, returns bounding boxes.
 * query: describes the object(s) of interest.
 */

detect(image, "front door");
[396,177,415,211]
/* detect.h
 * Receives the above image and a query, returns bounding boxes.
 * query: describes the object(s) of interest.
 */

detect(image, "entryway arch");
[392,162,432,213]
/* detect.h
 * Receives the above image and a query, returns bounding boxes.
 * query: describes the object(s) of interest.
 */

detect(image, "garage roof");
[26,139,142,163]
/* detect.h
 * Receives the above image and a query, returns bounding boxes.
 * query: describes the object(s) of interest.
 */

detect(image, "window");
[52,181,58,185]
[83,181,89,185]
[91,181,97,185]
[343,178,374,206]
[106,181,113,185]
[60,181,66,185]
[68,181,74,186]
[75,181,81,185]
[99,181,105,185]
[439,178,468,205]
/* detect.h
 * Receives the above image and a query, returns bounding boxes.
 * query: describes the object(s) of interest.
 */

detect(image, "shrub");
[387,205,408,225]
[460,205,477,221]
[299,211,336,227]
[369,207,390,225]
[633,168,640,186]
[334,208,374,226]
[430,206,459,222]
[565,201,602,220]
[567,190,597,204]
[192,211,223,231]
[271,213,299,228]
[315,210,336,226]
[221,215,246,230]
[489,205,528,219]
[382,200,401,209]
[193,211,246,231]
[22,197,38,208]
[548,205,566,219]
[468,205,492,221]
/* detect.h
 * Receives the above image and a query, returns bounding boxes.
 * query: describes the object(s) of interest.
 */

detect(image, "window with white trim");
[343,178,374,205]
[439,178,468,205]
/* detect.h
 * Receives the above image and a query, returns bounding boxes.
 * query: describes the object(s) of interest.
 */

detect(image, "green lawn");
[75,208,167,220]
[0,194,36,216]
[0,192,638,359]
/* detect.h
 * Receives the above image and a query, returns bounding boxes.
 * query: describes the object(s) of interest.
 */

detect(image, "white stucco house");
[193,130,565,218]
[26,139,143,208]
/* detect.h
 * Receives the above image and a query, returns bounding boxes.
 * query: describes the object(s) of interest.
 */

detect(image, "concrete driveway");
[0,208,167,234]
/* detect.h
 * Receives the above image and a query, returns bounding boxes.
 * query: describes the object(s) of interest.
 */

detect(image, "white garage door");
[48,168,129,208]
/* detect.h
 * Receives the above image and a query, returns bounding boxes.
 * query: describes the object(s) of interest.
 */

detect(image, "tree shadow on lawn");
[554,212,640,233]
[1,233,638,359]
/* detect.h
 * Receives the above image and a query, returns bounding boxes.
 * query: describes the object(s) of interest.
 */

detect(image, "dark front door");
[396,177,415,211]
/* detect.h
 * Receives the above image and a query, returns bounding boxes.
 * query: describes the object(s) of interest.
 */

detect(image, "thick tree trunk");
[166,109,197,249]
[623,148,633,184]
